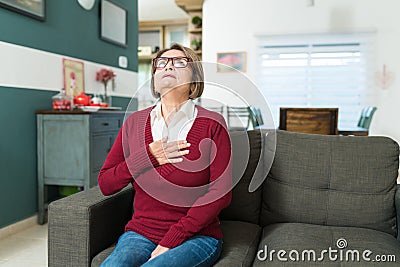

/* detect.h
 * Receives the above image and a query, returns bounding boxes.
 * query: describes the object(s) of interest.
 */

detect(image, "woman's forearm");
[98,126,159,196]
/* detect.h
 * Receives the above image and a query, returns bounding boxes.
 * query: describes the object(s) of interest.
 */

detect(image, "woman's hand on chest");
[149,137,191,165]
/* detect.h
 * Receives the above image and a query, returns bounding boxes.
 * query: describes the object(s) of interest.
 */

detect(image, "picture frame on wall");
[0,0,46,21]
[100,0,128,48]
[63,58,85,97]
[216,52,247,73]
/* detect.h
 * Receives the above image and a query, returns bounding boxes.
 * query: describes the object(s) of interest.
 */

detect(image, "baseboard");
[0,215,37,240]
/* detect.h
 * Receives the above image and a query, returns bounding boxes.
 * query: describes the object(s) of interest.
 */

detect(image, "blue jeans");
[100,231,223,267]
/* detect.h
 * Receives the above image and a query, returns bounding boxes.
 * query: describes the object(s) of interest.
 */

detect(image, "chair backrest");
[249,107,264,128]
[255,108,264,126]
[279,107,338,135]
[357,106,377,129]
[227,106,252,130]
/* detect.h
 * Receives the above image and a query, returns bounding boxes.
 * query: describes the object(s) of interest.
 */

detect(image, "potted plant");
[191,16,202,28]
[191,39,202,51]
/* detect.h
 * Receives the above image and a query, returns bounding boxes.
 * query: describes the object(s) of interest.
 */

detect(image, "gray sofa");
[48,130,400,266]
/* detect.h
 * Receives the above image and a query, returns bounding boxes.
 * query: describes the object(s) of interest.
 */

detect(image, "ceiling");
[138,0,188,21]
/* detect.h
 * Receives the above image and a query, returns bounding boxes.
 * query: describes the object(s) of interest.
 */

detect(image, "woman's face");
[153,49,193,98]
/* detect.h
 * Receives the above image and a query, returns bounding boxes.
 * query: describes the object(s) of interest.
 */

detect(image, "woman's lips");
[162,74,176,79]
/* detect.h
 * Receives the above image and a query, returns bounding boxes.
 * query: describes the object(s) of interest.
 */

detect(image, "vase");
[102,82,112,107]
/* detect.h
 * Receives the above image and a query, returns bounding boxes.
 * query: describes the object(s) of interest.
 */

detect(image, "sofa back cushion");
[260,130,399,237]
[219,130,264,224]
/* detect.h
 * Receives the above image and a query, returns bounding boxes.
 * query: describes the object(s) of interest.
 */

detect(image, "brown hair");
[150,43,204,99]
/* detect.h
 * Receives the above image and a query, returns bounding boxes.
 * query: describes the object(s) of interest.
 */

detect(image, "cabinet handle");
[101,122,109,126]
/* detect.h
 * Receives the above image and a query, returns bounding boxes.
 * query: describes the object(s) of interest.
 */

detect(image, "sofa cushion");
[91,245,115,267]
[253,223,400,266]
[261,130,399,237]
[214,220,262,267]
[220,130,264,224]
[92,221,261,267]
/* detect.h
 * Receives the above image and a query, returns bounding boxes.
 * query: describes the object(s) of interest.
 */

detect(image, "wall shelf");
[175,0,204,13]
[189,28,202,34]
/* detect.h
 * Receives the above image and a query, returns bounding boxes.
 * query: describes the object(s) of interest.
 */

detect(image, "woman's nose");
[164,59,174,70]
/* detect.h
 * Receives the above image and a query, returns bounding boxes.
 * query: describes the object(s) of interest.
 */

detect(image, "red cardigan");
[98,105,232,248]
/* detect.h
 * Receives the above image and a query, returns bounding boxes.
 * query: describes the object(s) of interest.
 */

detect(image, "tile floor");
[0,224,47,267]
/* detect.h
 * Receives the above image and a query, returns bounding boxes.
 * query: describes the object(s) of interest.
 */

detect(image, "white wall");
[138,0,188,21]
[0,41,137,98]
[203,0,400,143]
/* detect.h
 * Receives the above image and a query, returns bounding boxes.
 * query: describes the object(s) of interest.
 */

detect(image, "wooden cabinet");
[36,110,125,224]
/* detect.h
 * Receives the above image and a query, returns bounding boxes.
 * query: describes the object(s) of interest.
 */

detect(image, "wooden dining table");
[338,126,369,136]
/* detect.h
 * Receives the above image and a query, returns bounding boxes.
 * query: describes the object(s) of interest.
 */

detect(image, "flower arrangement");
[96,68,115,104]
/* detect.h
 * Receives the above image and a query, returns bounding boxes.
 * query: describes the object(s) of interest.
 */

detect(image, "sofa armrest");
[48,185,134,267]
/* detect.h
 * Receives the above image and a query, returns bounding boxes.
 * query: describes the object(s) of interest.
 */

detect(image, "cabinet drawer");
[91,116,122,133]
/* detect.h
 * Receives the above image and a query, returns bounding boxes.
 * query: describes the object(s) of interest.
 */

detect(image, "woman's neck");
[160,96,190,124]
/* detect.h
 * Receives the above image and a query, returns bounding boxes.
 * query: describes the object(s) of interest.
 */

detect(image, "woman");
[98,43,232,267]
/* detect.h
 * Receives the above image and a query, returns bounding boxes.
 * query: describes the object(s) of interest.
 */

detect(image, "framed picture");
[100,0,127,47]
[0,0,46,21]
[63,58,85,97]
[217,52,247,73]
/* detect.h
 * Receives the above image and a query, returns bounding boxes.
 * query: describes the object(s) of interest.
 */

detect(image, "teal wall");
[0,87,53,228]
[0,0,138,72]
[112,96,137,111]
[0,91,137,229]
[0,0,138,228]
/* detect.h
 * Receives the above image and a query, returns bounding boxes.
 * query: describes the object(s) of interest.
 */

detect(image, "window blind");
[256,33,375,128]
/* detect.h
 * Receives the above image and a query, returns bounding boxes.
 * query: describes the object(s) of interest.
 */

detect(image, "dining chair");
[249,107,264,128]
[338,106,377,136]
[227,106,252,131]
[357,106,377,129]
[279,107,338,135]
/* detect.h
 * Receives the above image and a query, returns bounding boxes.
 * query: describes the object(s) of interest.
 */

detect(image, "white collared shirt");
[150,99,198,142]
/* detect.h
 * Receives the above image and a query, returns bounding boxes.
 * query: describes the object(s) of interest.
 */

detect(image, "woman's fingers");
[149,139,191,165]
[166,157,183,164]
[163,141,191,153]
[166,150,189,159]
[162,140,184,149]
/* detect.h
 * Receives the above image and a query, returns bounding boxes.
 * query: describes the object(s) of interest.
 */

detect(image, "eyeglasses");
[152,57,192,69]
